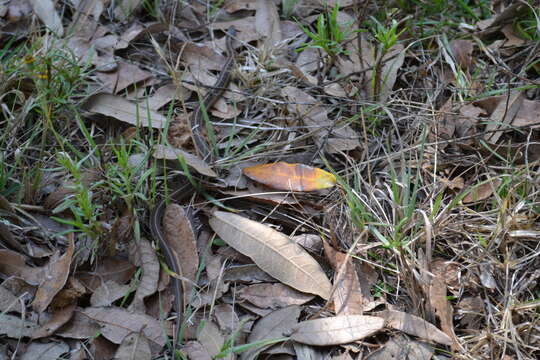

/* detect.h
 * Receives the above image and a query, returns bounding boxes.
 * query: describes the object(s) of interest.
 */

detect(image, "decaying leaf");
[77,257,136,292]
[197,320,228,359]
[0,249,43,286]
[32,238,75,313]
[238,283,315,309]
[55,309,101,339]
[32,303,76,339]
[365,336,433,360]
[20,341,69,360]
[96,61,153,94]
[242,162,336,192]
[0,285,22,313]
[255,0,282,51]
[209,211,332,299]
[291,315,384,346]
[449,40,474,70]
[378,310,453,346]
[0,314,39,338]
[113,331,152,360]
[90,280,131,306]
[324,242,366,315]
[463,178,502,204]
[374,43,406,103]
[127,238,159,312]
[241,305,301,360]
[163,204,199,304]
[483,90,524,143]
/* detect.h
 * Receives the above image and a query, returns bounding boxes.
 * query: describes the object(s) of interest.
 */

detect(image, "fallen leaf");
[182,341,212,360]
[428,261,459,349]
[373,43,406,103]
[0,285,22,313]
[28,0,63,36]
[113,332,152,360]
[32,238,75,313]
[214,304,240,334]
[146,83,190,110]
[0,314,39,338]
[463,178,502,203]
[291,315,384,346]
[324,243,365,315]
[77,257,136,292]
[56,308,101,339]
[152,144,217,177]
[209,211,332,299]
[0,249,43,285]
[96,61,153,94]
[197,320,228,359]
[127,238,159,312]
[449,40,474,70]
[238,283,315,309]
[241,306,301,360]
[484,90,524,143]
[32,303,77,339]
[222,264,276,283]
[20,341,69,360]
[242,162,336,192]
[114,0,143,20]
[85,93,167,129]
[282,86,360,153]
[82,306,167,347]
[365,336,433,360]
[378,310,453,346]
[458,296,485,329]
[163,204,199,304]
[90,280,131,306]
[255,0,282,50]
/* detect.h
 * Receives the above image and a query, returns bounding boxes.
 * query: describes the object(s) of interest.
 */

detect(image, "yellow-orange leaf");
[242,162,336,192]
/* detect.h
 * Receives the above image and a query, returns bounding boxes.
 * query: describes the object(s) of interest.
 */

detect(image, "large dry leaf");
[127,238,159,312]
[32,238,75,313]
[282,86,360,153]
[379,310,452,345]
[81,306,166,347]
[291,315,384,346]
[238,283,314,309]
[243,162,336,191]
[241,305,301,360]
[114,0,143,20]
[152,144,217,177]
[85,93,167,129]
[209,211,332,299]
[28,0,63,36]
[163,203,199,304]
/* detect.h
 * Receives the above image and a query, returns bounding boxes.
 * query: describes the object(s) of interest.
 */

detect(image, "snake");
[149,27,236,352]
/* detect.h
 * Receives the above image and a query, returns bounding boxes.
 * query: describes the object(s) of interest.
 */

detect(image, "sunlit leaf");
[242,162,336,192]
